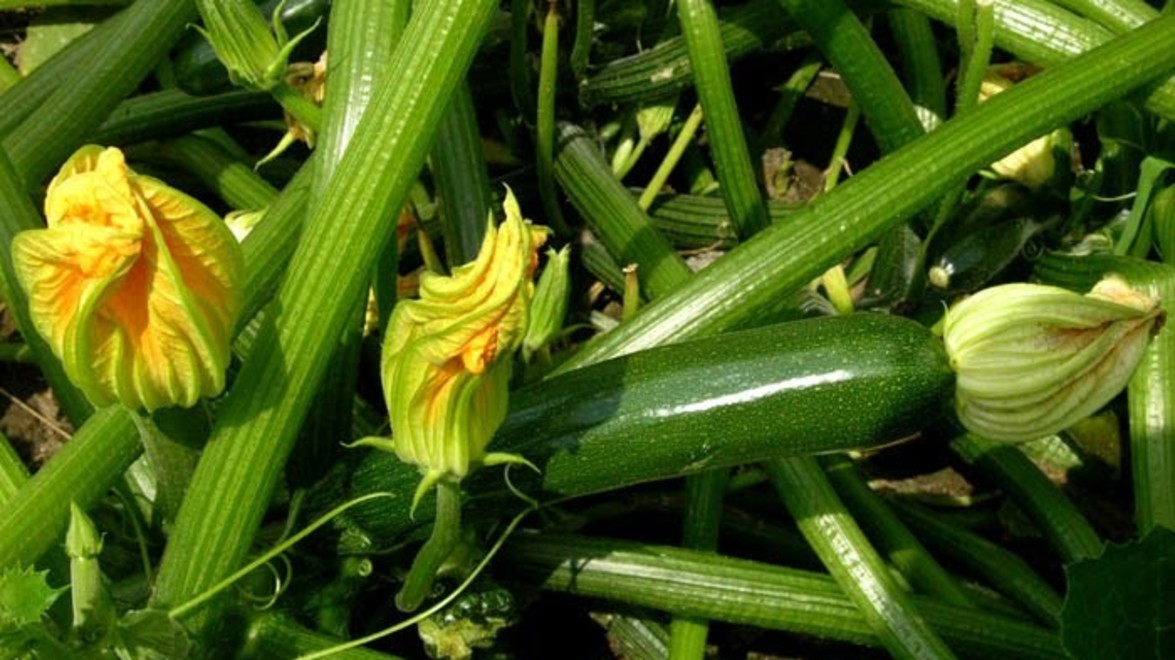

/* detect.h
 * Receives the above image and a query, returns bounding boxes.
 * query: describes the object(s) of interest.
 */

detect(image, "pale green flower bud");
[522,245,571,361]
[944,277,1164,442]
[194,0,319,91]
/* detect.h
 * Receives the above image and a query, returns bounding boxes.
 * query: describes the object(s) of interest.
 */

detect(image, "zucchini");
[172,0,331,96]
[322,313,953,546]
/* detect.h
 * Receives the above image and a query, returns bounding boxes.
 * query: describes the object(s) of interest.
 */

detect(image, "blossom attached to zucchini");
[944,276,1163,441]
[12,146,243,411]
[359,190,548,511]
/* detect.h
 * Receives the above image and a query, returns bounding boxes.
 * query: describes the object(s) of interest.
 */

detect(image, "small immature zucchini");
[328,313,953,545]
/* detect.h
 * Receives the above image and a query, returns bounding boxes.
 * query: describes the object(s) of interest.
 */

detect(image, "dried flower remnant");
[12,146,243,411]
[944,276,1163,442]
[361,190,547,509]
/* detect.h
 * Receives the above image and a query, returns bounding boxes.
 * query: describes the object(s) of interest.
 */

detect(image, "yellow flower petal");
[381,189,547,480]
[11,146,243,411]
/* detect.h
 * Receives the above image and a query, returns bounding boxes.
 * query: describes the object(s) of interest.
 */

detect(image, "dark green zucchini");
[318,313,953,548]
[172,0,331,96]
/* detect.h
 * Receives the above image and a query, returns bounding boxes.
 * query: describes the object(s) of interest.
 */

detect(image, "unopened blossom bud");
[12,146,243,411]
[944,276,1163,442]
[194,0,319,91]
[367,190,547,509]
[522,245,571,361]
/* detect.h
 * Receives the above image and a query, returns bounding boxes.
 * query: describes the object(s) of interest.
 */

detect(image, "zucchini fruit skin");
[499,313,953,496]
[325,313,953,546]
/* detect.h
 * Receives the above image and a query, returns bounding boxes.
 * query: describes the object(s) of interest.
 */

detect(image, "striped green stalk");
[241,613,406,659]
[0,406,139,570]
[93,90,275,146]
[149,0,499,629]
[558,11,1175,371]
[536,1,569,235]
[887,8,947,125]
[767,457,956,659]
[1051,0,1154,32]
[570,0,594,80]
[667,470,728,660]
[676,0,768,237]
[1033,252,1175,533]
[0,56,18,92]
[0,4,127,137]
[150,135,281,209]
[2,0,197,187]
[432,81,492,265]
[645,191,799,250]
[892,0,1175,121]
[891,499,1062,626]
[0,432,28,504]
[502,533,1065,658]
[581,0,801,106]
[951,434,1103,563]
[822,455,974,609]
[778,0,924,154]
[554,122,693,301]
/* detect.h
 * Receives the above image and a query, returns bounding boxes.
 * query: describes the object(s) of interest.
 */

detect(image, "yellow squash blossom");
[12,146,243,411]
[366,190,547,509]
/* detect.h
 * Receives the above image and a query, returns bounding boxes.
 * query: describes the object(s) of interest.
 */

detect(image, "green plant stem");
[892,0,1175,122]
[92,89,276,146]
[951,434,1102,563]
[149,0,498,632]
[822,456,974,609]
[502,533,1065,658]
[668,469,727,660]
[241,613,406,659]
[954,0,996,118]
[509,0,534,119]
[395,480,462,612]
[0,57,19,92]
[0,342,33,363]
[890,499,1062,626]
[558,10,1175,371]
[536,3,569,236]
[433,81,492,266]
[824,103,860,192]
[761,53,822,146]
[779,0,924,154]
[269,79,322,135]
[581,0,802,106]
[887,8,947,126]
[677,0,768,238]
[555,122,693,301]
[570,0,594,79]
[638,104,705,211]
[2,1,197,187]
[0,432,28,504]
[767,457,956,659]
[1051,0,1154,32]
[0,406,139,570]
[1033,252,1175,533]
[150,134,280,209]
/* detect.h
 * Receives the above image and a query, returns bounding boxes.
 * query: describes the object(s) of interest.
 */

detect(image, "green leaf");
[17,8,110,75]
[1062,527,1175,659]
[107,609,191,660]
[0,565,65,628]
